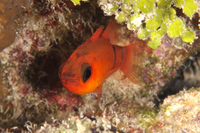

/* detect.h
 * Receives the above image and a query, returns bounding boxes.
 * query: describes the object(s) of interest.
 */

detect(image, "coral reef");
[27,88,200,133]
[153,88,200,132]
[0,0,106,128]
[0,0,199,132]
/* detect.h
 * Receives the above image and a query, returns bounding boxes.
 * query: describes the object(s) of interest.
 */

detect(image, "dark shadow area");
[155,51,200,107]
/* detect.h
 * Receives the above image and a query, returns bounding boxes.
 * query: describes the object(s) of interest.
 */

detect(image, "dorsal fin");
[102,20,122,44]
[90,26,104,40]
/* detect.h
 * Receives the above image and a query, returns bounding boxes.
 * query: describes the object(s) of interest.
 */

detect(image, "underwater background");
[0,0,200,132]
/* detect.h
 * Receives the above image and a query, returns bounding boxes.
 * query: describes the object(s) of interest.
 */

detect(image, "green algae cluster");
[70,0,88,5]
[99,0,198,49]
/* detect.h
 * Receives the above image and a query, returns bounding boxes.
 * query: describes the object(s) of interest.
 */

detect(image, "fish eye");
[83,66,92,83]
[82,63,92,83]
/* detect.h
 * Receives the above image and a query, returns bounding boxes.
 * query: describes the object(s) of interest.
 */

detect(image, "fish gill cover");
[0,0,199,132]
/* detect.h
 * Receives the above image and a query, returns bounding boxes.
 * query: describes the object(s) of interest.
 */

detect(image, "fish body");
[59,20,149,99]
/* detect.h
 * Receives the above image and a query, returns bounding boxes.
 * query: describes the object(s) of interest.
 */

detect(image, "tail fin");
[120,39,151,84]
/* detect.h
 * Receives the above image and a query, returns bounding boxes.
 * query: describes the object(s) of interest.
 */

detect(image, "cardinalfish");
[59,20,150,102]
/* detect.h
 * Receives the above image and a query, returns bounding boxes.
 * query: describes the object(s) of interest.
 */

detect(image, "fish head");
[59,46,104,95]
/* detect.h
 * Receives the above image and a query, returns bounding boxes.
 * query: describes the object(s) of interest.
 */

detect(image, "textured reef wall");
[0,1,32,50]
[0,0,199,132]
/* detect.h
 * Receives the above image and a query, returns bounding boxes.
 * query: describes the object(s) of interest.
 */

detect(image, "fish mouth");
[60,77,80,88]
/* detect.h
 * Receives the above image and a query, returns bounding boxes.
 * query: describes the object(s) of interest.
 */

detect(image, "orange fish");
[59,20,149,102]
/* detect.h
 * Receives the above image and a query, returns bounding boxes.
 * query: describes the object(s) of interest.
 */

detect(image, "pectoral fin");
[92,83,103,103]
